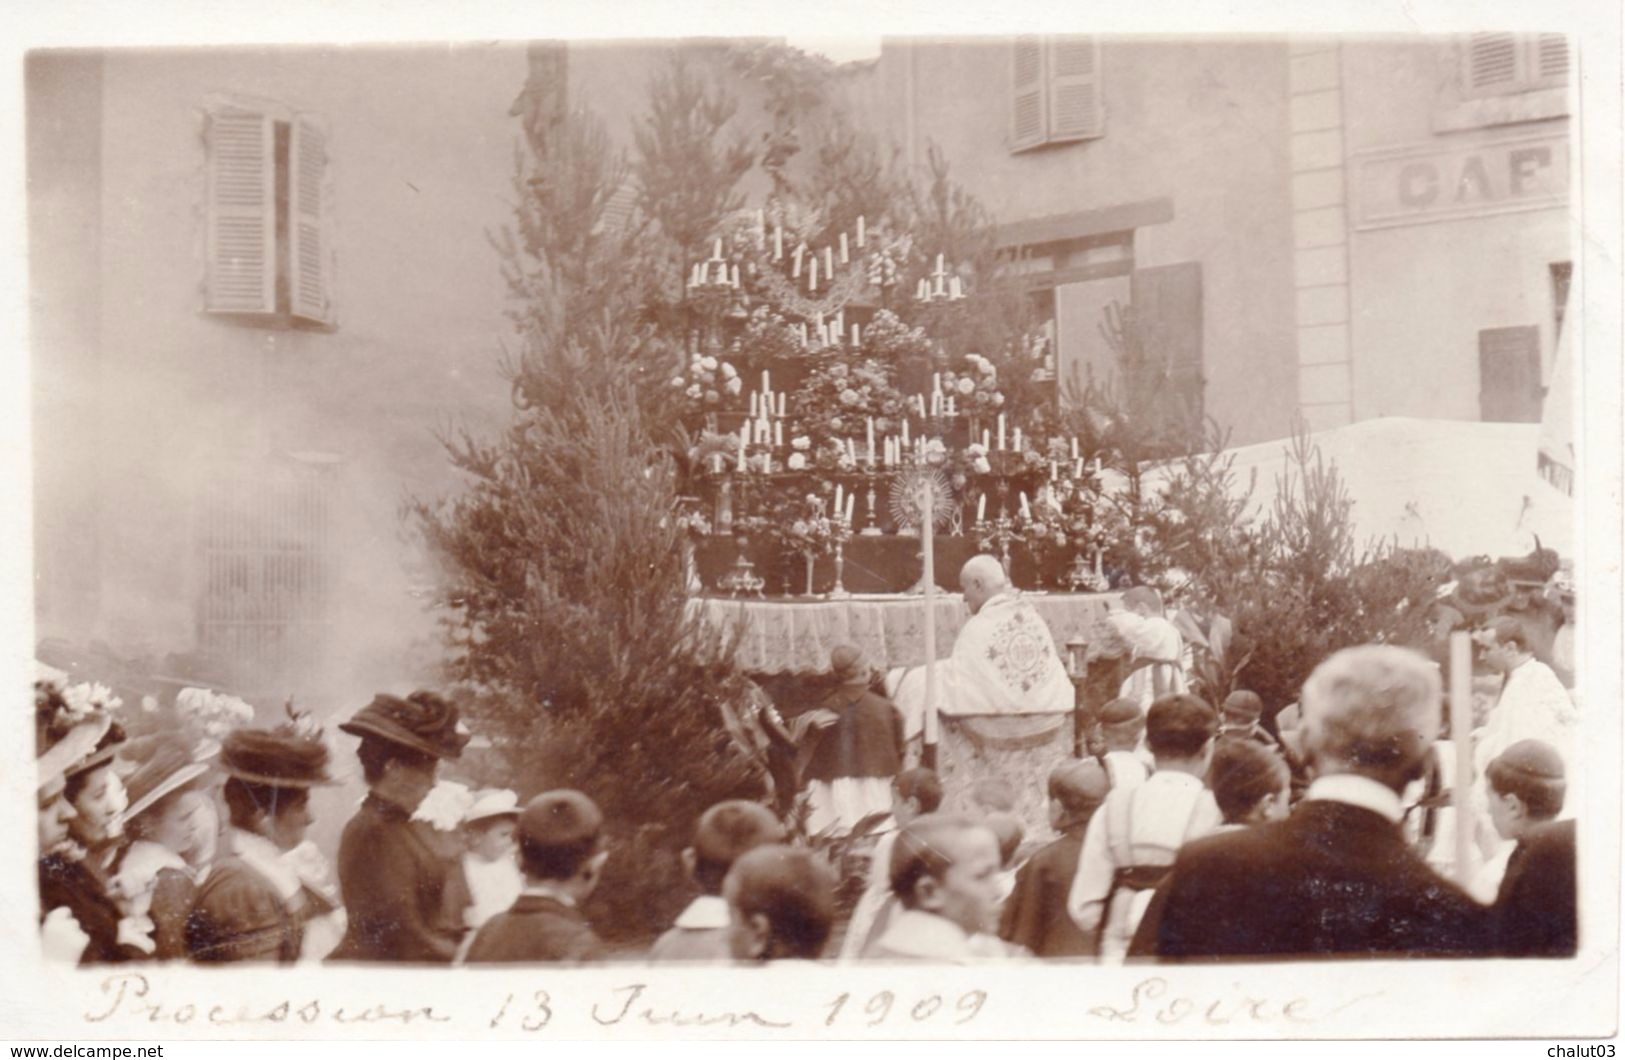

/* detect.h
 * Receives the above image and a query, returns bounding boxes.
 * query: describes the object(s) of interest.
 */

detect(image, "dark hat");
[120,734,218,824]
[1048,759,1109,808]
[518,790,603,850]
[829,643,870,686]
[1098,697,1144,726]
[220,726,335,788]
[340,691,470,760]
[1490,739,1566,784]
[1222,690,1264,725]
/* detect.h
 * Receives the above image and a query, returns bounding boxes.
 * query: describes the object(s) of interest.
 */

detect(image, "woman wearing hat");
[111,735,220,960]
[36,681,150,963]
[185,724,336,962]
[329,691,470,963]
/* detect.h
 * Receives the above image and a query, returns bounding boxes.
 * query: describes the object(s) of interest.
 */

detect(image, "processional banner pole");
[921,478,939,769]
[1448,630,1475,889]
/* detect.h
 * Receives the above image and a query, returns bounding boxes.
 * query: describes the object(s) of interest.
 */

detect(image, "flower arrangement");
[941,353,1005,417]
[671,352,744,416]
[789,352,905,456]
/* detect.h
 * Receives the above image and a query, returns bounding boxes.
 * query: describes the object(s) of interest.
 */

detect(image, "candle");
[1020,492,1032,520]
[774,225,783,260]
[901,418,910,447]
[835,484,843,514]
[1071,437,1080,461]
[845,494,855,523]
[977,493,987,522]
[1013,427,1022,452]
[946,395,955,416]
[1074,457,1084,478]
[982,429,990,449]
[917,278,927,300]
[1051,460,1058,481]
[846,439,857,463]
[749,392,758,418]
[712,454,722,474]
[777,394,785,418]
[856,214,865,247]
[737,431,747,472]
[951,276,962,299]
[731,264,740,288]
[762,371,771,395]
[774,421,783,448]
[824,246,834,277]
[932,372,941,395]
[714,238,723,260]
[936,253,945,273]
[763,453,772,474]
[866,418,876,466]
[998,414,1006,451]
[756,208,765,238]
[809,258,818,292]
[1095,457,1103,475]
[792,244,803,278]
[840,232,849,263]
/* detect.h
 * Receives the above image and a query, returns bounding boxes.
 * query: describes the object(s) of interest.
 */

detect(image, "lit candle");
[774,225,783,260]
[856,214,865,247]
[777,393,785,418]
[998,414,1006,451]
[774,421,783,448]
[977,493,987,523]
[840,232,849,263]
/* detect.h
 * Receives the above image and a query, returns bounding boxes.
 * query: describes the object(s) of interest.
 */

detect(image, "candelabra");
[973,512,1024,581]
[827,515,854,600]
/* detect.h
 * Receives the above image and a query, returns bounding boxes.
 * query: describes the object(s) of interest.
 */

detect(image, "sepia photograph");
[4,0,1620,1045]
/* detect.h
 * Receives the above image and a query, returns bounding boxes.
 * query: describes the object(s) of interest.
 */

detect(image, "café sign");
[1352,134,1568,230]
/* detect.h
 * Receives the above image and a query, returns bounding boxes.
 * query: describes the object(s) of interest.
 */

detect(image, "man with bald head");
[1132,645,1494,960]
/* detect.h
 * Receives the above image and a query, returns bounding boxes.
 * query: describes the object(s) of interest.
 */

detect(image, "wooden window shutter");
[205,107,275,314]
[1478,326,1543,423]
[1464,33,1521,96]
[1011,37,1046,153]
[1534,34,1570,86]
[288,115,331,324]
[1048,37,1104,143]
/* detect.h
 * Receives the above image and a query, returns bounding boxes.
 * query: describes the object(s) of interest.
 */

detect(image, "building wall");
[29,45,527,706]
[858,38,1301,446]
[1338,39,1572,425]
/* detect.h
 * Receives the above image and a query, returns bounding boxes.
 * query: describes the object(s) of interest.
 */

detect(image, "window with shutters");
[1010,36,1104,154]
[203,96,334,328]
[1460,33,1570,99]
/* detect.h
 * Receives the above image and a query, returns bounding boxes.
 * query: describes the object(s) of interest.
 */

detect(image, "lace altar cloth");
[689,592,1123,676]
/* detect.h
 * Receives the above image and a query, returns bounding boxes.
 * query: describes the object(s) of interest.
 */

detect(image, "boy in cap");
[839,766,943,960]
[865,814,1005,962]
[798,643,904,840]
[1096,697,1150,792]
[465,790,608,963]
[1068,693,1221,961]
[1485,740,1575,956]
[650,799,785,961]
[1000,759,1109,957]
[724,844,837,962]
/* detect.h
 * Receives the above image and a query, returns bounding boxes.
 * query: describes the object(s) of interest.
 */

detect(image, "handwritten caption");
[83,973,1370,1033]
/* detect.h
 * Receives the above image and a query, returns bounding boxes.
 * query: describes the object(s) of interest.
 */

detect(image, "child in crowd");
[1097,698,1150,792]
[457,788,523,932]
[650,800,785,961]
[724,845,837,962]
[464,790,607,963]
[1207,739,1291,829]
[1216,690,1282,753]
[1485,740,1575,956]
[839,767,943,960]
[1068,693,1221,961]
[1000,759,1110,957]
[865,814,1005,962]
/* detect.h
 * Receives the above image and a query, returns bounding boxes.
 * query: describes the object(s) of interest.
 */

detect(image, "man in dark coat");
[1000,758,1109,957]
[797,644,905,839]
[465,790,608,963]
[329,692,470,963]
[1485,739,1576,957]
[1132,645,1494,960]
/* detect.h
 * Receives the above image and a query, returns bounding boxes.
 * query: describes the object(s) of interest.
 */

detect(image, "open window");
[203,97,333,328]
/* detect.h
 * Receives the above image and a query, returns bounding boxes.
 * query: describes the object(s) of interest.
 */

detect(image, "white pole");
[922,478,938,761]
[1448,631,1474,889]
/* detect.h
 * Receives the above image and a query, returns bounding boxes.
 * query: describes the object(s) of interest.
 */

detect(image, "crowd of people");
[35,562,1579,966]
